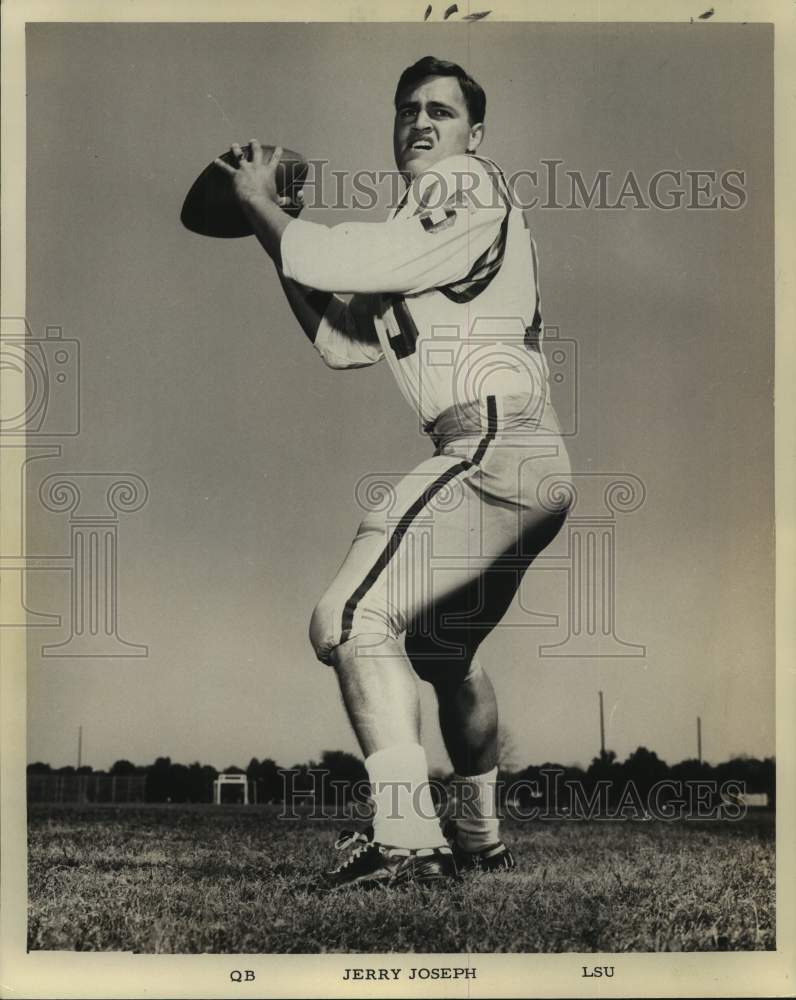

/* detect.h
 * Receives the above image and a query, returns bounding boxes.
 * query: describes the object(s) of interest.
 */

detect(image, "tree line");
[27,746,775,807]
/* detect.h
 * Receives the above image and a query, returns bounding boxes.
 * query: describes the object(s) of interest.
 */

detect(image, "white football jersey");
[280,153,549,428]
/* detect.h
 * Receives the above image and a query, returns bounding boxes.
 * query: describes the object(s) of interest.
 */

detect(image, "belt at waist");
[425,391,551,448]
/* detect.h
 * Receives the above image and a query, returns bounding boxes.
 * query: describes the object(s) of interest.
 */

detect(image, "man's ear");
[467,123,485,153]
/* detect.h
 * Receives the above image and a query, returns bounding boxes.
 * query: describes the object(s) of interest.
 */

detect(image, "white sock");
[365,743,446,850]
[453,766,500,852]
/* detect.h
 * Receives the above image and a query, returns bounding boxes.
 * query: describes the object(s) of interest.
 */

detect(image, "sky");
[23,21,774,773]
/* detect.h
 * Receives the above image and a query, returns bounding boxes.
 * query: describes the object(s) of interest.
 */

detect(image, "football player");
[215,56,572,889]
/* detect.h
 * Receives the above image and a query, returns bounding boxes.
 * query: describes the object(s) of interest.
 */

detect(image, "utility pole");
[77,725,83,769]
[598,691,606,759]
[697,716,702,764]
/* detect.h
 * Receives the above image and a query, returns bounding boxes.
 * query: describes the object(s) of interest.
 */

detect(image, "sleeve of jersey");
[280,157,508,295]
[313,294,384,370]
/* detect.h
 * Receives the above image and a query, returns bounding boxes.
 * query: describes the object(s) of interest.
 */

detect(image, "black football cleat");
[450,839,516,873]
[313,829,459,891]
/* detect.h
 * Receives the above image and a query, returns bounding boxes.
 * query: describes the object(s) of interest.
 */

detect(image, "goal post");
[212,773,251,805]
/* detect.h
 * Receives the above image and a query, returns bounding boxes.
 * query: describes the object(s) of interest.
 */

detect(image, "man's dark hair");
[394,56,486,125]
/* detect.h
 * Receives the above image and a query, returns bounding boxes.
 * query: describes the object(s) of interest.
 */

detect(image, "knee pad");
[309,592,401,666]
[308,599,338,665]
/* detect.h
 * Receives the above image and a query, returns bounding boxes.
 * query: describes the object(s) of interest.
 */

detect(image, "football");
[180,144,308,238]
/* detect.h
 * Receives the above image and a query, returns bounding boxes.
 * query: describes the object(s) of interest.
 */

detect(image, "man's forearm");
[275,268,333,344]
[239,194,294,268]
[238,194,332,343]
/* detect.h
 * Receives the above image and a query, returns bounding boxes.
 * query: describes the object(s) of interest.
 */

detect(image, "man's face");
[393,74,483,180]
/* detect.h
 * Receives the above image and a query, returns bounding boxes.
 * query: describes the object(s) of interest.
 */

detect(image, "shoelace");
[333,829,371,851]
[331,830,377,872]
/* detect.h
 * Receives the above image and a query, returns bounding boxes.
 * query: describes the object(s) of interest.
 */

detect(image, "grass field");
[27,804,775,954]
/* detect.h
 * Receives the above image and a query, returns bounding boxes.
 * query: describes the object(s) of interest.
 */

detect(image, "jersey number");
[387,296,419,360]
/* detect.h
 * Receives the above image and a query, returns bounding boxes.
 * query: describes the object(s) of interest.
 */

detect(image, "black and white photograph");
[0,1,794,997]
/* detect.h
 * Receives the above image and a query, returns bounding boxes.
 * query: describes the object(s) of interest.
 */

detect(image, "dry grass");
[27,804,775,953]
